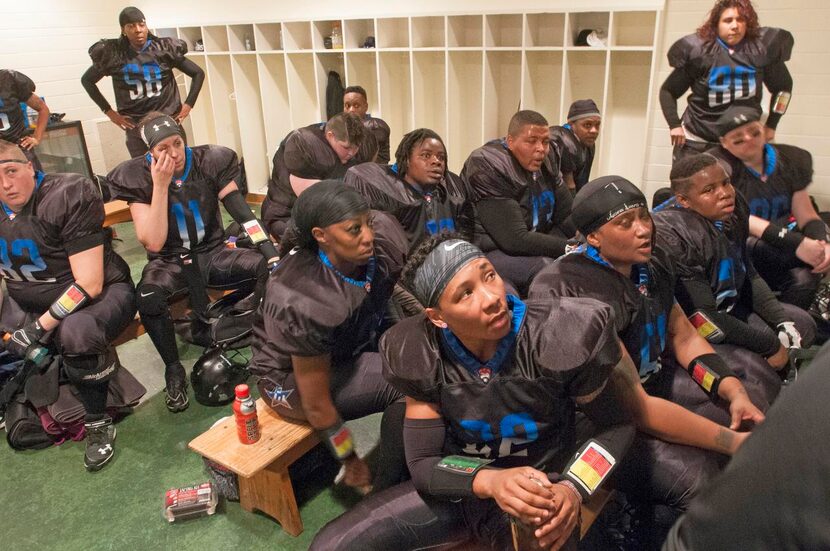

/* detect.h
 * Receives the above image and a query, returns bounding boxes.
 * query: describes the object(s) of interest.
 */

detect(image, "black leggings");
[748,236,823,310]
[311,479,579,550]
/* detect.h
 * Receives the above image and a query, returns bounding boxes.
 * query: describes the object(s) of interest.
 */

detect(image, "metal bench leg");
[238,462,303,536]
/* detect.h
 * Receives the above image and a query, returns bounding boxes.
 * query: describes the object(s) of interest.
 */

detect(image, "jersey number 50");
[123,62,163,101]
[0,238,56,283]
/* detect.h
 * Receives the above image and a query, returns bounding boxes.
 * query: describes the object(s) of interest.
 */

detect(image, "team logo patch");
[265,385,293,409]
[436,455,491,475]
[691,362,716,393]
[242,219,267,244]
[477,367,492,382]
[688,311,724,341]
[567,441,615,495]
[328,425,354,458]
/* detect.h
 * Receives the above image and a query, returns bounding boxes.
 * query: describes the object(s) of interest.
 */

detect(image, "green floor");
[0,216,371,550]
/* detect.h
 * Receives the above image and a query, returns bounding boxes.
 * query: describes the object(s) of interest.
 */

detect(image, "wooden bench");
[104,200,131,228]
[581,487,614,538]
[188,398,318,536]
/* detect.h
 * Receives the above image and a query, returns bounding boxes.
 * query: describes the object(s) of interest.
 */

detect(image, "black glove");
[6,320,50,368]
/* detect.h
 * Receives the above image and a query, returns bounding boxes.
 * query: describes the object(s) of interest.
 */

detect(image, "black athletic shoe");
[165,365,190,413]
[84,416,116,472]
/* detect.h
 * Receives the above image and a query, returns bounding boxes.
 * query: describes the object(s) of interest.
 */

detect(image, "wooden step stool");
[188,399,318,536]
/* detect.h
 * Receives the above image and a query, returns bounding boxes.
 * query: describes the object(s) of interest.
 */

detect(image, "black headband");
[571,175,647,236]
[119,7,145,27]
[411,240,485,308]
[140,115,184,150]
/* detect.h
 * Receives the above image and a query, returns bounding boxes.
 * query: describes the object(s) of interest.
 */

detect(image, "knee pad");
[136,284,169,317]
[63,349,119,386]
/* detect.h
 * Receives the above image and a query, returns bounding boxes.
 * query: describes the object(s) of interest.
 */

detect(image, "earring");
[438,321,448,329]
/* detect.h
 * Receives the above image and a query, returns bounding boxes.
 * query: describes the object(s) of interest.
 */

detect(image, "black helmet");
[190,348,250,406]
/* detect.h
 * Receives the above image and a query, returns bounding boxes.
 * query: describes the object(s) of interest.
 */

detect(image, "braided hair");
[394,128,447,181]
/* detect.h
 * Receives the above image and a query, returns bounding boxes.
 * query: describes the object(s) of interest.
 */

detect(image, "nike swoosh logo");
[140,292,154,297]
[444,241,464,252]
[179,253,189,259]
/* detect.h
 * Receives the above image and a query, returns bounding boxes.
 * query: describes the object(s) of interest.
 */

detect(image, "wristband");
[772,91,791,115]
[242,219,269,245]
[761,223,804,252]
[317,418,355,462]
[561,439,617,501]
[801,219,830,242]
[688,311,725,343]
[48,282,90,320]
[687,353,737,399]
[429,455,493,498]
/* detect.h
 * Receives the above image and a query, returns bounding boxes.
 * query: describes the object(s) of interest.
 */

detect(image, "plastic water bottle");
[233,384,260,444]
[330,22,343,50]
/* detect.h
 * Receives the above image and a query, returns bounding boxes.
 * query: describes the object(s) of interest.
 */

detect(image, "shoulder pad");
[758,27,794,64]
[667,34,705,70]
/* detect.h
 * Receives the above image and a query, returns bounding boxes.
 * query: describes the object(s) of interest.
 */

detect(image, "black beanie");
[716,104,762,137]
[567,99,601,122]
[119,7,145,27]
[292,180,369,249]
[571,175,647,236]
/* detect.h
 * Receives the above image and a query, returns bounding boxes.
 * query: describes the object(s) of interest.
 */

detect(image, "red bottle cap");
[234,384,250,399]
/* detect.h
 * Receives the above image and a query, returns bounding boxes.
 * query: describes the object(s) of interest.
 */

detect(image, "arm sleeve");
[175,57,205,108]
[403,417,448,494]
[750,274,788,328]
[80,65,111,113]
[764,62,793,130]
[477,197,569,258]
[677,277,780,356]
[660,69,694,129]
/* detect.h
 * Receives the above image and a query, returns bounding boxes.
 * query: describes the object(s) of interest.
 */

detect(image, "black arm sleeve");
[764,62,793,130]
[80,65,111,113]
[659,68,694,129]
[564,379,635,500]
[678,277,780,356]
[403,417,448,494]
[750,274,788,328]
[477,197,568,258]
[221,189,279,262]
[175,58,206,108]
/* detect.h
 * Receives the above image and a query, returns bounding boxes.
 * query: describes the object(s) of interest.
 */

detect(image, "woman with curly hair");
[659,0,794,164]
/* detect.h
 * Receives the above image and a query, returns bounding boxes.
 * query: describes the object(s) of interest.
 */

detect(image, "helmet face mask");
[190,348,250,406]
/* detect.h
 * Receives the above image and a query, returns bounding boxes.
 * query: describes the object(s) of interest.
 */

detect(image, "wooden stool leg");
[238,463,304,536]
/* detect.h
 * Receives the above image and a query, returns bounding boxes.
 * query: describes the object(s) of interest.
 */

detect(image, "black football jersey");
[549,125,594,192]
[0,173,132,313]
[462,139,571,251]
[363,116,391,164]
[382,296,619,471]
[667,28,793,142]
[88,35,188,119]
[262,123,372,232]
[344,162,475,248]
[107,145,238,258]
[710,143,811,224]
[529,247,676,380]
[250,211,408,382]
[654,195,752,314]
[0,70,35,143]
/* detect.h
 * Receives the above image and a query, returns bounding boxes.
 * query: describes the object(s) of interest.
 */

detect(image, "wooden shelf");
[163,8,661,187]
